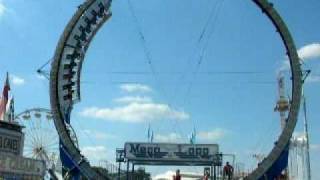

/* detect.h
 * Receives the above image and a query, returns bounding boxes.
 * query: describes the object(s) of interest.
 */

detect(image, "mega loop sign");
[124,142,220,166]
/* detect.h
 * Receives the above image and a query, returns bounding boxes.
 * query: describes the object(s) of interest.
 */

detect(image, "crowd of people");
[172,162,234,180]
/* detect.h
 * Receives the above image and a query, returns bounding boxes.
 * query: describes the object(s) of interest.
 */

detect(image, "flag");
[0,73,10,120]
[6,96,14,122]
[193,127,196,143]
[189,134,193,144]
[150,131,154,143]
[189,127,196,144]
[189,133,195,144]
[147,123,151,140]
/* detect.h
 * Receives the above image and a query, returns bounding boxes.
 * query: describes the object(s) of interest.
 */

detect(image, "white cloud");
[79,103,189,123]
[306,75,320,83]
[35,74,47,80]
[279,60,290,72]
[197,128,228,142]
[113,96,153,104]
[0,1,6,18]
[143,129,228,144]
[82,146,109,164]
[120,83,152,93]
[293,131,305,137]
[83,130,116,140]
[11,75,25,86]
[280,43,320,71]
[154,133,183,143]
[298,43,320,60]
[310,144,320,152]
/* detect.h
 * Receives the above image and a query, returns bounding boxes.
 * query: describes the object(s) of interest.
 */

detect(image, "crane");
[274,72,290,130]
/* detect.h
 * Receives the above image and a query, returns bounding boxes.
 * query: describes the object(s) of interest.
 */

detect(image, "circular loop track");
[50,0,302,179]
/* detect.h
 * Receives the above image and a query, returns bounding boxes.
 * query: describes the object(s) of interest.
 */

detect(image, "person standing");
[223,162,234,180]
[173,169,181,180]
[203,171,210,180]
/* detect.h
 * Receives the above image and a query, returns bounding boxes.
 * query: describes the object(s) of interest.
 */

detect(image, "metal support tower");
[302,90,311,180]
[274,72,290,179]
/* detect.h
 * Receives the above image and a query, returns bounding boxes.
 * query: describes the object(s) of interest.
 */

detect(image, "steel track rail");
[50,0,301,179]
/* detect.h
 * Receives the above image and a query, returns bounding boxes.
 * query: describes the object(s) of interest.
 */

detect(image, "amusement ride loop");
[49,0,302,179]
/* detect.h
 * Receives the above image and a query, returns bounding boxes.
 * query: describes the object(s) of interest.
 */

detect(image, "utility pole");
[118,162,121,180]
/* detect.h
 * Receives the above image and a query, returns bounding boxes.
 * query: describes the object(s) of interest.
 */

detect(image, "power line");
[87,71,271,75]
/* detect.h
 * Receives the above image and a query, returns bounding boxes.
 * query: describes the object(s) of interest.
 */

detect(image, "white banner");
[125,142,219,164]
[0,153,45,176]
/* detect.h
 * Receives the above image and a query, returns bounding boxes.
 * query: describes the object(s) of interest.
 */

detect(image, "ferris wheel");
[14,108,79,178]
[15,108,59,166]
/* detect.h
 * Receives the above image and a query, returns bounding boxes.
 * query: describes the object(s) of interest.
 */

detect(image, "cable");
[170,0,222,103]
[162,0,226,140]
[38,58,52,71]
[127,0,186,139]
[93,70,270,75]
[198,0,220,44]
[178,0,225,137]
[80,80,276,85]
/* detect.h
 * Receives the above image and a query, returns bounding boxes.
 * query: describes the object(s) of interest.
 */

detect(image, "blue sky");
[0,0,320,178]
